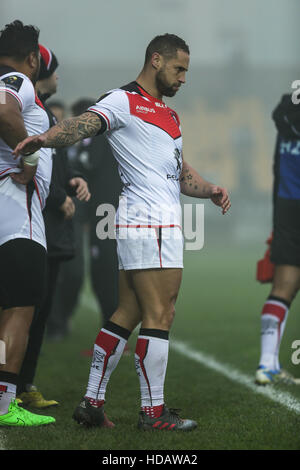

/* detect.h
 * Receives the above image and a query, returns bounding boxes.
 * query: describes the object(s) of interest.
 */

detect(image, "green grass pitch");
[3,242,300,450]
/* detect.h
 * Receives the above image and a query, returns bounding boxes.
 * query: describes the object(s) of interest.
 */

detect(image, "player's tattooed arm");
[180,159,213,198]
[180,158,231,214]
[43,112,102,147]
[13,112,102,156]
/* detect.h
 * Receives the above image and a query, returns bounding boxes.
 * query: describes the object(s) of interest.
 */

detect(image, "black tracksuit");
[18,101,86,393]
[47,133,122,336]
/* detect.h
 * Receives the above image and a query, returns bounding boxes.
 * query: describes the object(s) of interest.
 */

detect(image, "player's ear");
[151,52,162,70]
[27,51,40,70]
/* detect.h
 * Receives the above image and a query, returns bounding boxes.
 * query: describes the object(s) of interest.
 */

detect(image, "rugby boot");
[72,397,114,428]
[255,365,300,385]
[0,399,55,426]
[138,405,197,431]
[17,385,59,408]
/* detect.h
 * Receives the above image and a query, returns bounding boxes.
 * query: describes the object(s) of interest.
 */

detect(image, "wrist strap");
[22,151,39,167]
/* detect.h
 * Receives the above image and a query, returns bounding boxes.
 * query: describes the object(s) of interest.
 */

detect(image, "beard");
[155,68,178,97]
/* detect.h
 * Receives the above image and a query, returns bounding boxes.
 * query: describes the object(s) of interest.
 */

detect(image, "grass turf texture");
[3,242,300,450]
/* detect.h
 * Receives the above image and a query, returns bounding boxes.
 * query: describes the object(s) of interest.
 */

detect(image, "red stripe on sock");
[262,302,287,322]
[0,385,7,392]
[95,330,120,354]
[94,330,120,398]
[85,397,104,408]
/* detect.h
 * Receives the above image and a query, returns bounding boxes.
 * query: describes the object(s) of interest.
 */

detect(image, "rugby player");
[14,34,231,431]
[256,94,300,385]
[0,21,55,426]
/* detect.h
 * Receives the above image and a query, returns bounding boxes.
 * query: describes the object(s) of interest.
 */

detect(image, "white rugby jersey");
[0,67,52,208]
[88,82,183,226]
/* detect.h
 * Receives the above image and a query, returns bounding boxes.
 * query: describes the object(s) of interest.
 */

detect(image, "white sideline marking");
[80,293,300,415]
[171,340,300,415]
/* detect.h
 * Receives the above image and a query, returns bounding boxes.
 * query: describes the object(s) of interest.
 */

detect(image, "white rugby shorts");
[115,225,183,270]
[0,176,46,249]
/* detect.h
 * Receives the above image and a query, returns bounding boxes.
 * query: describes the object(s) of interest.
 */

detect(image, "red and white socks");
[135,328,169,418]
[259,295,290,370]
[85,321,130,405]
[0,372,17,415]
[85,323,170,419]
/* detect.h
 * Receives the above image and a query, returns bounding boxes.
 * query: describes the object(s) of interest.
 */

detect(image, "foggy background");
[2,0,299,247]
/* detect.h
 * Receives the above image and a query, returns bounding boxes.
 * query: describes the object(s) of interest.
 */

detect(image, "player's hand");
[10,161,37,185]
[69,177,91,202]
[210,186,231,214]
[60,196,75,219]
[13,134,46,159]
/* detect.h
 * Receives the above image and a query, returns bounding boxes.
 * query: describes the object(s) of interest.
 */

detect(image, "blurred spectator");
[47,100,66,122]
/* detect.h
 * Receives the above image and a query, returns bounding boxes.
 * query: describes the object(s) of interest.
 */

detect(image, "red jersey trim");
[115,224,181,230]
[154,227,163,268]
[35,95,45,110]
[0,168,12,176]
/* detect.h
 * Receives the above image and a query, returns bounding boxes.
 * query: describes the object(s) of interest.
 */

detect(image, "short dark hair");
[144,33,189,64]
[0,20,40,60]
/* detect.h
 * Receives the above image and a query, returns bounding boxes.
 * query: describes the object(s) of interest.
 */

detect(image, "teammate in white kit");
[15,34,231,431]
[0,20,55,426]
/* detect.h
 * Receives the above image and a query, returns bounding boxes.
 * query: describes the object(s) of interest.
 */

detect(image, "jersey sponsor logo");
[135,105,156,114]
[2,75,23,92]
[167,174,179,181]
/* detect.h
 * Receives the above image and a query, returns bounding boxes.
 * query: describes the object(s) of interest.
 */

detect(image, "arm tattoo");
[44,112,102,148]
[180,168,199,190]
[180,165,212,197]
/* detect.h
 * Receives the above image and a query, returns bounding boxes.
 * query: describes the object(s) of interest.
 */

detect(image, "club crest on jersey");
[135,105,155,114]
[2,75,23,92]
[170,111,179,126]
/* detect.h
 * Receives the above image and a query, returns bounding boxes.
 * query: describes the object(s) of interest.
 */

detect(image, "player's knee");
[272,281,299,303]
[145,304,175,330]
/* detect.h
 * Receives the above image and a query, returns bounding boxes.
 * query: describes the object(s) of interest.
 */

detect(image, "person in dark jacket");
[47,98,123,348]
[16,45,90,408]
